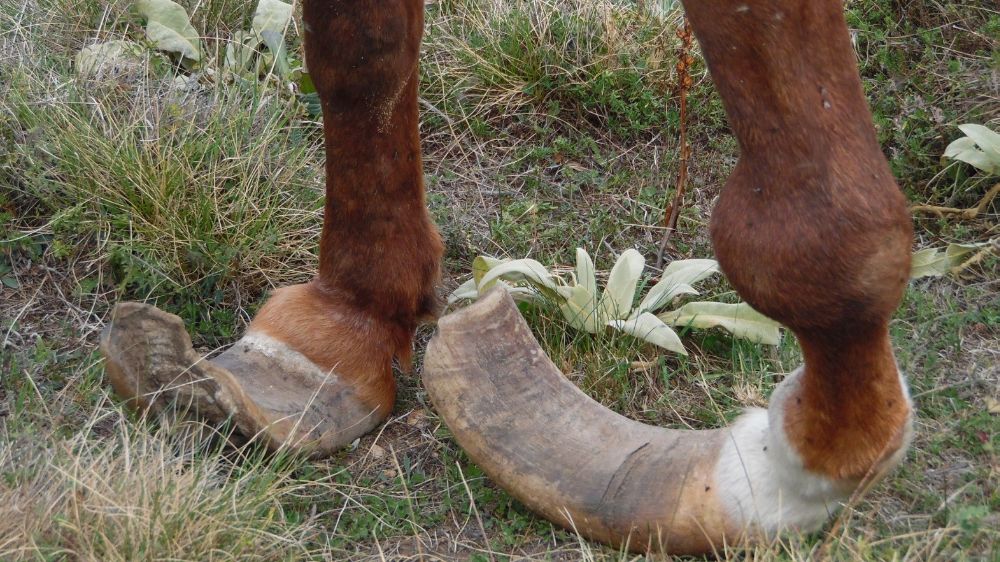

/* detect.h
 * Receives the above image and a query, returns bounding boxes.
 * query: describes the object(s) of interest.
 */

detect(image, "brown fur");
[248,282,403,417]
[682,0,913,479]
[305,0,442,335]
[790,330,910,479]
[254,0,442,411]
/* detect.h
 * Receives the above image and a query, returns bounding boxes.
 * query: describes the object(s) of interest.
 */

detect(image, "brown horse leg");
[101,0,441,455]
[422,0,913,553]
[683,0,914,481]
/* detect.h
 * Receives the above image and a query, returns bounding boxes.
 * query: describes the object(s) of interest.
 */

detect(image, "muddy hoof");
[101,302,384,456]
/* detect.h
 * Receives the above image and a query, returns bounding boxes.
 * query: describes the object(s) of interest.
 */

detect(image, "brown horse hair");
[246,0,443,415]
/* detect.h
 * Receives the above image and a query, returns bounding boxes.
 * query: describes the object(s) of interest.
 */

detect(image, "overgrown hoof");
[100,302,385,457]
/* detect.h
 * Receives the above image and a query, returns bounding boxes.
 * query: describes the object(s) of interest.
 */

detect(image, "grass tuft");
[423,0,680,138]
[0,412,326,560]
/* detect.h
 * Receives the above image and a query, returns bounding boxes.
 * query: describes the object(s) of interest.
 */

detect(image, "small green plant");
[913,123,1000,221]
[910,241,996,279]
[944,124,1000,175]
[228,0,295,77]
[449,248,781,355]
[422,0,676,137]
[138,0,203,62]
[76,0,297,79]
[911,123,999,275]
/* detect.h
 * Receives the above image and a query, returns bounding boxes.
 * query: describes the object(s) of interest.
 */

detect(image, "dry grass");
[0,412,327,560]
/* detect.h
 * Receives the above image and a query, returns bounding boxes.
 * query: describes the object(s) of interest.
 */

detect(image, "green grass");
[2,0,998,559]
[4,68,323,345]
[847,0,999,207]
[422,0,677,138]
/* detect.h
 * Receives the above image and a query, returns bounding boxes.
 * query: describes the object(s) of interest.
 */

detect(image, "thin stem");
[656,17,693,269]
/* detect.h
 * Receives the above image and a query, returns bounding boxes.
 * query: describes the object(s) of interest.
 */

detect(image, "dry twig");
[911,182,1000,220]
[656,17,694,269]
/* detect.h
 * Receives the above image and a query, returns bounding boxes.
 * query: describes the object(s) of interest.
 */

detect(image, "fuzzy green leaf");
[492,280,541,303]
[597,249,644,321]
[945,241,989,266]
[558,284,601,333]
[478,258,561,300]
[944,125,1000,175]
[574,247,598,300]
[137,0,201,61]
[75,40,143,77]
[637,258,718,314]
[472,255,505,285]
[957,125,1000,160]
[224,31,258,74]
[659,301,781,345]
[447,278,479,304]
[946,146,999,175]
[943,136,976,159]
[252,0,293,76]
[910,247,950,279]
[608,313,687,355]
[910,243,991,279]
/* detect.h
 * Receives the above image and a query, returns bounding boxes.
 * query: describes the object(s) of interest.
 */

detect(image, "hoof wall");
[101,302,384,456]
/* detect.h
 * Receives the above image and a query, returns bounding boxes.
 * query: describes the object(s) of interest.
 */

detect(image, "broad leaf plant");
[449,249,781,355]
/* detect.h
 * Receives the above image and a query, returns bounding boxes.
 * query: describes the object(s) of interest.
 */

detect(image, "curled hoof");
[423,288,911,554]
[101,298,389,457]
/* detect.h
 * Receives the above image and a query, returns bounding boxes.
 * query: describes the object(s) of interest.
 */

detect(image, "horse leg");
[422,0,913,553]
[683,0,914,481]
[101,0,441,455]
